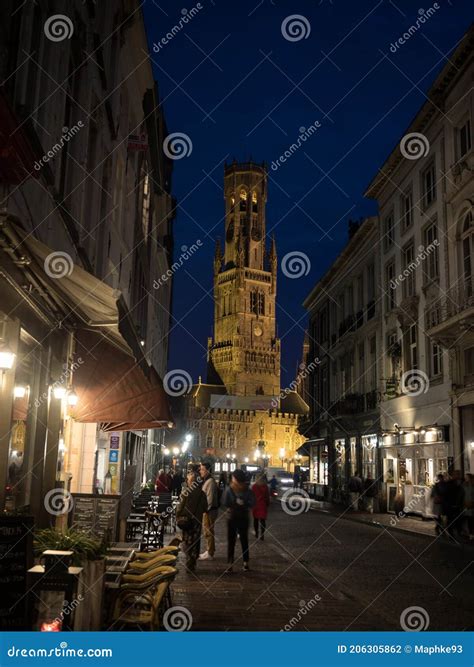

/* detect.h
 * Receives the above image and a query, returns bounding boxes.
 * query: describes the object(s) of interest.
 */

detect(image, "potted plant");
[34,528,106,630]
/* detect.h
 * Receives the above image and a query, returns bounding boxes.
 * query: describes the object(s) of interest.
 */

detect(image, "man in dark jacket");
[445,470,465,539]
[176,466,207,572]
[223,469,255,572]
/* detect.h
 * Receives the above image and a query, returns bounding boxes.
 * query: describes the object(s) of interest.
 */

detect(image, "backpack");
[227,488,251,519]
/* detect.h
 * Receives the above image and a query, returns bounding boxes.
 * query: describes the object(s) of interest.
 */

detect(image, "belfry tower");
[207,161,280,396]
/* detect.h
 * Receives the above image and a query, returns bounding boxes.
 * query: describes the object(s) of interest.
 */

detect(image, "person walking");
[269,474,278,496]
[348,471,363,510]
[293,470,301,489]
[223,469,255,572]
[155,469,171,493]
[171,468,184,497]
[198,462,219,561]
[362,471,377,513]
[431,472,447,535]
[445,470,465,540]
[251,474,270,540]
[175,466,207,572]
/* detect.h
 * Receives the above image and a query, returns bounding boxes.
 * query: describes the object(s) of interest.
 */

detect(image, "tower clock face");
[226,222,234,241]
[253,324,263,337]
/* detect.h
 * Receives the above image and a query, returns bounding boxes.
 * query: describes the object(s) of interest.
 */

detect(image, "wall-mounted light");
[53,385,67,400]
[13,385,27,399]
[226,453,230,459]
[0,345,15,370]
[67,389,78,406]
[172,447,179,456]
[140,340,145,347]
[163,448,170,456]
[184,433,193,443]
[244,457,249,463]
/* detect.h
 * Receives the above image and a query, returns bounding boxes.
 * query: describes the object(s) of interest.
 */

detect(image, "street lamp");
[244,457,249,463]
[172,447,180,456]
[184,433,193,443]
[279,447,286,467]
[163,448,170,456]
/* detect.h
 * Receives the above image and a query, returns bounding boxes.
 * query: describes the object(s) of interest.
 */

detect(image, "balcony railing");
[327,390,379,416]
[427,281,474,329]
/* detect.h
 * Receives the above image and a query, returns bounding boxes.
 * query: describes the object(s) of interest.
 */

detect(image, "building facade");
[184,162,308,472]
[365,26,473,514]
[303,218,382,502]
[0,0,174,518]
[303,26,473,513]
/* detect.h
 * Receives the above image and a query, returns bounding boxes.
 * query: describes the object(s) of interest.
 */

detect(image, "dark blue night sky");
[142,0,472,388]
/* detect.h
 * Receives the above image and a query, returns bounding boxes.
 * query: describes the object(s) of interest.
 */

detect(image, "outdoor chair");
[113,566,178,631]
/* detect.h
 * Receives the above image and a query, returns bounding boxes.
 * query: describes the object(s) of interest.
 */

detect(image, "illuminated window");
[239,189,247,211]
[252,191,258,212]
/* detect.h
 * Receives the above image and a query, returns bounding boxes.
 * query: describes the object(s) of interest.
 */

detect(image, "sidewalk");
[167,513,386,631]
[302,498,451,539]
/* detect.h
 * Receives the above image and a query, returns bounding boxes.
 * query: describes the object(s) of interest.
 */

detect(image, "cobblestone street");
[170,501,474,631]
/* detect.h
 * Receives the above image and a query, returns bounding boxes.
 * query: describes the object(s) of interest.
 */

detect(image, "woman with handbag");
[176,466,208,572]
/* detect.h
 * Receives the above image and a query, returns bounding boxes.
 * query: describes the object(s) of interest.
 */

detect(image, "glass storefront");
[380,427,450,516]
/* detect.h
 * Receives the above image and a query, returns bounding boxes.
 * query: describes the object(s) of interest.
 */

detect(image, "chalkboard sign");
[0,515,34,630]
[70,494,119,541]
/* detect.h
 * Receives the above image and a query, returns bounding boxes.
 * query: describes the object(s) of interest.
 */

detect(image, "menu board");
[70,494,119,541]
[0,515,34,630]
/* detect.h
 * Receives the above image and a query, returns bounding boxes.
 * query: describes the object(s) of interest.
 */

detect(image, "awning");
[0,218,173,429]
[71,330,172,431]
[297,438,325,456]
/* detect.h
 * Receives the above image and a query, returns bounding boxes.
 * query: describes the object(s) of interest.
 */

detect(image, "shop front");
[380,426,451,516]
[303,438,329,499]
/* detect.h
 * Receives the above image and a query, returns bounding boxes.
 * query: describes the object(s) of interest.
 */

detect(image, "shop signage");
[110,434,120,449]
[109,450,119,463]
[127,133,148,152]
[0,515,34,630]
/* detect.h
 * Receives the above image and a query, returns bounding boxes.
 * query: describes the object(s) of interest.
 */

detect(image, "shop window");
[421,160,436,209]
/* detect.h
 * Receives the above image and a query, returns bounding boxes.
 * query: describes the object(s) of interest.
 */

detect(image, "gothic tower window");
[239,189,247,211]
[250,291,265,315]
[252,191,258,212]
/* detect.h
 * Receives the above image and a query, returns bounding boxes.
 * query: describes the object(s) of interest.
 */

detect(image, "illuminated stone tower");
[208,161,280,396]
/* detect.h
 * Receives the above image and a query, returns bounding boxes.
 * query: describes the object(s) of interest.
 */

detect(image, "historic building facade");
[0,0,174,517]
[185,162,308,471]
[365,26,472,514]
[303,218,382,503]
[304,26,473,512]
